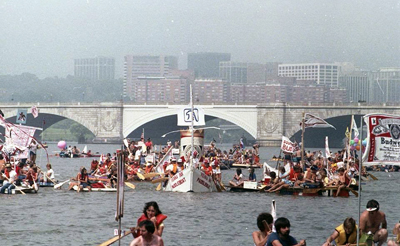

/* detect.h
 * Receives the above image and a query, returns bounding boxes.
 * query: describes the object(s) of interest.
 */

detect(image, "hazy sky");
[1,0,399,79]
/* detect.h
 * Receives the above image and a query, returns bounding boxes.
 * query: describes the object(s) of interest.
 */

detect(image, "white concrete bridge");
[0,102,399,146]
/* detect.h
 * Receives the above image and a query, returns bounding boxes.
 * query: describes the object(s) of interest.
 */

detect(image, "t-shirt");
[266,232,298,246]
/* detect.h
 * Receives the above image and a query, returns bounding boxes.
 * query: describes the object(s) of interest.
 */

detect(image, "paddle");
[219,181,226,191]
[98,230,132,246]
[368,172,378,180]
[143,172,163,179]
[156,183,162,191]
[54,179,70,189]
[151,177,168,184]
[348,188,359,197]
[136,172,145,180]
[125,182,136,189]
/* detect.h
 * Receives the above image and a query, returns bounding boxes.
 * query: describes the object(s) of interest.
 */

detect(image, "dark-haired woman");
[132,201,167,237]
[77,167,91,192]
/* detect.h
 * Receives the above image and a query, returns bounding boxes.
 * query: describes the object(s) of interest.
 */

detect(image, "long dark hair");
[143,201,162,216]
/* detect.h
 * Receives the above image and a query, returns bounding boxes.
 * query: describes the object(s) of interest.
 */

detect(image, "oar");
[124,182,136,189]
[368,172,378,180]
[156,183,162,191]
[98,230,132,246]
[151,177,168,184]
[1,173,25,195]
[143,172,163,179]
[219,181,226,191]
[346,187,359,197]
[54,179,70,189]
[136,172,145,180]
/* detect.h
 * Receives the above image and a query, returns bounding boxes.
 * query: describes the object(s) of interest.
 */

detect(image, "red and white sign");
[280,136,295,153]
[363,113,400,166]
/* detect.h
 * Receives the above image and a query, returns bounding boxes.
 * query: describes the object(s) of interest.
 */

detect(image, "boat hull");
[164,168,216,192]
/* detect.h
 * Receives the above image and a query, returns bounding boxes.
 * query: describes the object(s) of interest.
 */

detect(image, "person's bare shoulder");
[130,237,142,246]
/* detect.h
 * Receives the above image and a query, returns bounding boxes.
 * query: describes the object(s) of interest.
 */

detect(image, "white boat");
[164,166,216,192]
[163,85,217,193]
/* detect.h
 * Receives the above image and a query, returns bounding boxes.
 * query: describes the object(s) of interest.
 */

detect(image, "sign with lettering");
[363,114,400,165]
[177,105,205,126]
[280,136,295,153]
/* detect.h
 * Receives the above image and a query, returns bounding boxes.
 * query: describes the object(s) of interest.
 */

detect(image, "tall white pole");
[356,115,363,246]
[190,85,194,168]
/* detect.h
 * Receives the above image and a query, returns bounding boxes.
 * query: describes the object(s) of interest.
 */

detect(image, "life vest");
[335,224,358,245]
[201,165,212,176]
[79,173,88,182]
[145,166,153,174]
[136,213,168,236]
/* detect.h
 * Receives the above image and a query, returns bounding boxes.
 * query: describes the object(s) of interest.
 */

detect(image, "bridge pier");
[256,138,281,147]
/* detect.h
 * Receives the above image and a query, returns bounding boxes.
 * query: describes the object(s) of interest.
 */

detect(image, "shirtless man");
[130,220,164,246]
[359,199,388,246]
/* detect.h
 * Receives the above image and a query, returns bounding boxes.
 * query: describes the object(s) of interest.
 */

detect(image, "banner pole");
[356,115,363,246]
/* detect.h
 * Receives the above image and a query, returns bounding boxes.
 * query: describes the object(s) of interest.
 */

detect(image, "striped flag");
[302,113,336,130]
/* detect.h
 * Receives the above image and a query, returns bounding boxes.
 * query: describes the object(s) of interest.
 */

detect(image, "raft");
[71,184,116,192]
[39,182,55,187]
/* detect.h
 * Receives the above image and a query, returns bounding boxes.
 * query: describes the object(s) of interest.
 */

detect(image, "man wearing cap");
[1,163,17,194]
[165,158,178,176]
[359,199,388,246]
[176,159,185,172]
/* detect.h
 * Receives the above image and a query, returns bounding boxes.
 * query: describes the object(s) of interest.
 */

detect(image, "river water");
[1,144,399,246]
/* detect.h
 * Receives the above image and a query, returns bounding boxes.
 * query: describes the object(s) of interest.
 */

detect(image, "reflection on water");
[1,144,399,246]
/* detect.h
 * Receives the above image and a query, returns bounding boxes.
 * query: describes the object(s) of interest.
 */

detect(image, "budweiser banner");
[363,113,400,166]
[281,136,295,153]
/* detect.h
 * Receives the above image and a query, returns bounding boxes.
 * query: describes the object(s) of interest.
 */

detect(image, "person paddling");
[252,212,274,246]
[130,220,164,246]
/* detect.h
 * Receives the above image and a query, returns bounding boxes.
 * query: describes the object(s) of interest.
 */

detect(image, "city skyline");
[1,1,399,79]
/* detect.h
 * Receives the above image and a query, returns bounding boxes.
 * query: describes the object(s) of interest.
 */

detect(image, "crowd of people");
[0,152,56,194]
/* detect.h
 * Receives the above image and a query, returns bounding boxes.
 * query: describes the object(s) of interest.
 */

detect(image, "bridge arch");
[123,105,258,139]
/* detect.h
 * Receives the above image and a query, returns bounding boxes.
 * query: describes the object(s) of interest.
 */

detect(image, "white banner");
[280,136,295,153]
[325,136,331,158]
[177,105,205,126]
[363,113,400,166]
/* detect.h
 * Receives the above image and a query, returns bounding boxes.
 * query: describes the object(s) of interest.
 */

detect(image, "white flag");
[325,136,331,158]
[31,106,39,118]
[302,113,336,129]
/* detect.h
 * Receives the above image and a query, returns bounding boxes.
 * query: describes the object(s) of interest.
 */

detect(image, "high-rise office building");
[219,62,247,83]
[188,52,231,78]
[371,67,400,103]
[278,63,340,87]
[123,55,178,100]
[74,57,115,81]
[339,71,370,102]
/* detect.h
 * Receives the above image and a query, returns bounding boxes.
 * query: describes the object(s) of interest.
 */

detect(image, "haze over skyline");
[1,0,399,79]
